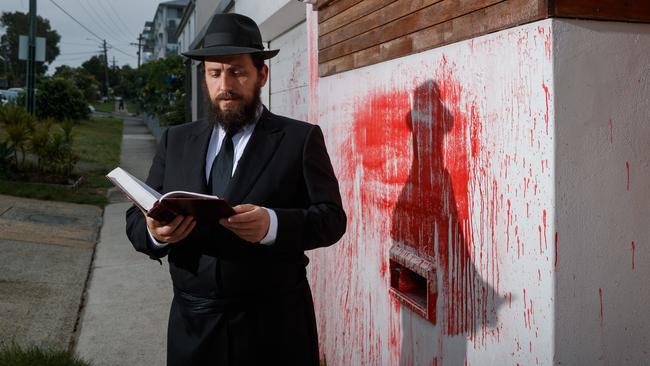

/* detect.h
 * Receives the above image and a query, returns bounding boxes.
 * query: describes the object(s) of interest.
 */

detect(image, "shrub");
[0,105,35,167]
[30,119,53,171]
[35,77,89,121]
[30,118,77,177]
[0,140,15,177]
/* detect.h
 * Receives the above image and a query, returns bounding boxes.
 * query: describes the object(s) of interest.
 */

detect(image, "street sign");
[18,35,46,62]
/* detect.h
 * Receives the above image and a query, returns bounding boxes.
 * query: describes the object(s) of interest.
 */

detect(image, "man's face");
[204,54,268,134]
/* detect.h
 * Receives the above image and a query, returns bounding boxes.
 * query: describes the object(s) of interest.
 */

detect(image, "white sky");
[0,0,164,73]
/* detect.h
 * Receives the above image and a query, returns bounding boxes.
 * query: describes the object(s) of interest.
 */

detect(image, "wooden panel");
[551,0,650,22]
[315,0,336,10]
[318,0,364,23]
[319,0,443,50]
[319,0,397,36]
[319,0,544,76]
[319,0,506,63]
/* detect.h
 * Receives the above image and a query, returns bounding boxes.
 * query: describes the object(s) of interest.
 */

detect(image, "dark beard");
[209,86,261,135]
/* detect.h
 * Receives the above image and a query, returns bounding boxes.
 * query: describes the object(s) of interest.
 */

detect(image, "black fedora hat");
[182,13,279,60]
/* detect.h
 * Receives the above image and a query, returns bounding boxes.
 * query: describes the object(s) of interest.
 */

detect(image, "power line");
[103,0,138,37]
[60,41,101,46]
[109,45,137,59]
[58,50,103,56]
[84,0,132,45]
[95,0,134,43]
[49,0,103,42]
[74,0,121,43]
[49,0,138,64]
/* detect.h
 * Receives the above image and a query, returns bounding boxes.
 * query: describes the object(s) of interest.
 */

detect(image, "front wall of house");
[307,12,556,365]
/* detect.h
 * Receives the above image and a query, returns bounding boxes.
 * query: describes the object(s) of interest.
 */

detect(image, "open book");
[106,167,236,223]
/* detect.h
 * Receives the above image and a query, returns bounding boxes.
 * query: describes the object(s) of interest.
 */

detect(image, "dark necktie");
[209,133,234,197]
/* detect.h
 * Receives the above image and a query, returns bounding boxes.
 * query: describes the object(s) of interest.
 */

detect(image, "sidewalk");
[74,115,170,365]
[0,195,102,350]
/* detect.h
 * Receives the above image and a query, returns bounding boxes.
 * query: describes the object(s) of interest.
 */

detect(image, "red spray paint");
[598,288,604,326]
[626,162,630,191]
[347,59,501,349]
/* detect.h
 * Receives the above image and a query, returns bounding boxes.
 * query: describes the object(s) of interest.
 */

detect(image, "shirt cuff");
[259,208,278,245]
[147,228,170,250]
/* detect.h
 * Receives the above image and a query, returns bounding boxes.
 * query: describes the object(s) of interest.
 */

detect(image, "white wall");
[268,21,308,121]
[232,0,306,41]
[229,0,309,118]
[309,16,556,365]
[195,0,222,36]
[553,19,650,366]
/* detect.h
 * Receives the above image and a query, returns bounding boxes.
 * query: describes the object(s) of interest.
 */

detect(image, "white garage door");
[267,21,308,122]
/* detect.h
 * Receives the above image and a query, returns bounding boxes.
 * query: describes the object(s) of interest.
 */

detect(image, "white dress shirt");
[148,107,278,248]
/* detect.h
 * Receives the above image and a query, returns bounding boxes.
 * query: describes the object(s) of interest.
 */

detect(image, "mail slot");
[389,244,437,323]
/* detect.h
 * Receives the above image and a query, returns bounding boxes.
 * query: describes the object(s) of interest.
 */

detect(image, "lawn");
[125,100,140,115]
[0,116,122,206]
[0,344,91,366]
[91,101,114,113]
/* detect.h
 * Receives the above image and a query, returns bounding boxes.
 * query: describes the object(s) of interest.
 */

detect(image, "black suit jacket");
[126,107,346,298]
[125,108,345,365]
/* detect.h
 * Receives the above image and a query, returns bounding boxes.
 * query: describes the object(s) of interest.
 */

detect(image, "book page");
[161,191,221,200]
[106,167,161,211]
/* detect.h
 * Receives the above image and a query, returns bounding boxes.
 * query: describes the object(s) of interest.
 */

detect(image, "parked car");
[0,89,18,104]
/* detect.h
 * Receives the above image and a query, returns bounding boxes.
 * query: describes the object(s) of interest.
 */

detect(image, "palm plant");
[0,105,35,167]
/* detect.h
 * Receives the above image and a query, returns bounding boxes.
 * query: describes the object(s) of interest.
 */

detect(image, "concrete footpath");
[0,195,102,350]
[74,115,171,365]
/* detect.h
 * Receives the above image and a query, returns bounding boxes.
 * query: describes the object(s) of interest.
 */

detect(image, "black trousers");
[167,281,320,366]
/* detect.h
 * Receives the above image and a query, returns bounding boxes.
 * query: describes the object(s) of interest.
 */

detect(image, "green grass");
[74,116,122,171]
[124,101,141,116]
[0,116,123,206]
[91,101,114,113]
[0,344,90,366]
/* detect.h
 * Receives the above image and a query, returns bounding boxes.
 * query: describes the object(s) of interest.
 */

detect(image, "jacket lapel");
[182,119,213,194]
[224,108,284,204]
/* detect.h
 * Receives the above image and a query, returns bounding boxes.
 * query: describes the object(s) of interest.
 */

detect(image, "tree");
[35,77,88,121]
[81,55,104,82]
[112,64,138,100]
[54,65,100,102]
[135,55,185,125]
[0,11,61,87]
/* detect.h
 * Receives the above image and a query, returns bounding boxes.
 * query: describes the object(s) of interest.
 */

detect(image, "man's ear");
[258,64,269,87]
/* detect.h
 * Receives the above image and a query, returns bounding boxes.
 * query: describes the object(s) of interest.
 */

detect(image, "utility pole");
[26,0,36,114]
[130,34,143,68]
[112,56,116,70]
[102,39,109,98]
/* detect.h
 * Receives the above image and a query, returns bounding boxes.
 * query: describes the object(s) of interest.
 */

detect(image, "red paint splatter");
[598,288,604,326]
[554,232,558,269]
[632,241,636,270]
[538,26,552,60]
[626,161,630,191]
[351,62,498,340]
[541,83,550,135]
[542,209,547,250]
[523,288,527,308]
[506,199,512,250]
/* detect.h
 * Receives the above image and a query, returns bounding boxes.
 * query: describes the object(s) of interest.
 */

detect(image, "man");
[125,13,346,366]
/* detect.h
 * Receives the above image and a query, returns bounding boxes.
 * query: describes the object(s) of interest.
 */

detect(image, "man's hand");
[146,215,196,243]
[219,204,270,243]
